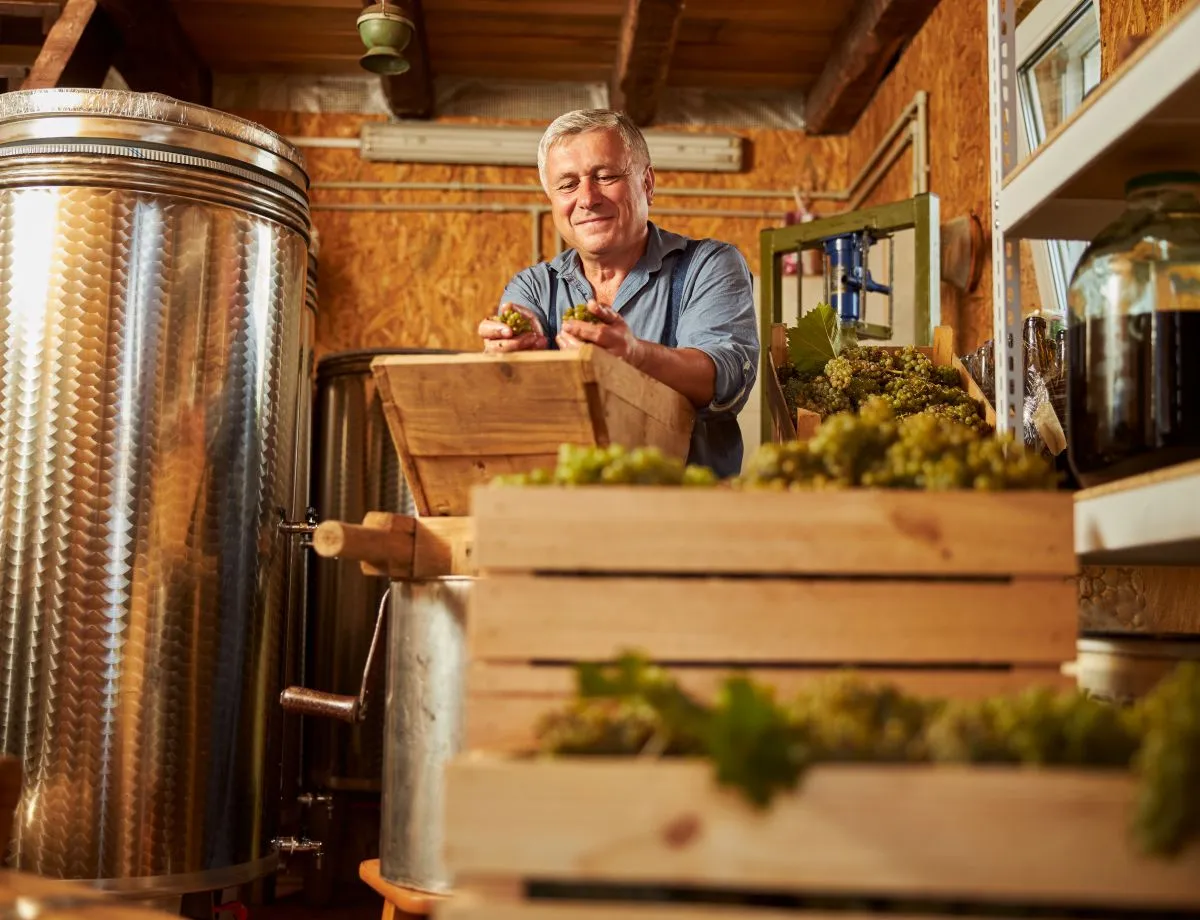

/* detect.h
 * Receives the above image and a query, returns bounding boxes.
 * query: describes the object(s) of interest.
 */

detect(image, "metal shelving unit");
[987,0,1200,565]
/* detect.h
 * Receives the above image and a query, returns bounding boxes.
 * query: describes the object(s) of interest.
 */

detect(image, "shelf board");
[1075,459,1200,565]
[1001,0,1200,241]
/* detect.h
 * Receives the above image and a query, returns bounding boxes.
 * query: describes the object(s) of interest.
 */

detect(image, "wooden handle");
[311,515,416,575]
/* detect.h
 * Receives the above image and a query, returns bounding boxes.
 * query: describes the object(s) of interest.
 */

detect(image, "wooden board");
[465,664,1073,753]
[470,575,1077,664]
[471,487,1076,577]
[440,907,1057,920]
[443,759,1200,909]
[372,347,694,517]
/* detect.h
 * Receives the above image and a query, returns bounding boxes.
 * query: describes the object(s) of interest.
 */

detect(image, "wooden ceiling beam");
[804,0,939,136]
[97,0,211,103]
[610,0,685,127]
[22,0,115,92]
[376,0,434,119]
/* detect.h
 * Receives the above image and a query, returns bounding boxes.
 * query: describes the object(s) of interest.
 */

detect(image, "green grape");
[490,443,719,487]
[564,303,603,323]
[824,356,855,391]
[935,364,962,387]
[498,307,532,335]
[1130,662,1200,856]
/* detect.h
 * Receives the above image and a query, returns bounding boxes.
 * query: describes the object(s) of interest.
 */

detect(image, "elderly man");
[477,108,759,478]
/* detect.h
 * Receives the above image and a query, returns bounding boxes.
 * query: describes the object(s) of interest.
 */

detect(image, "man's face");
[543,128,654,259]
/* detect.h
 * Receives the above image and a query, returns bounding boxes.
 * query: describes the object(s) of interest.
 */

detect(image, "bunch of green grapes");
[1129,661,1200,856]
[536,697,691,757]
[788,675,936,763]
[564,303,604,323]
[925,687,1140,767]
[497,306,531,335]
[738,400,1056,491]
[491,443,719,487]
[783,374,851,416]
[779,344,989,432]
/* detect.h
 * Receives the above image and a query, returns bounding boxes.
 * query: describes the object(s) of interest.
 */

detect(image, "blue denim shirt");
[501,222,759,478]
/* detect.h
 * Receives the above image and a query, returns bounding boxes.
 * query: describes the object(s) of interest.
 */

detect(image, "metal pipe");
[843,95,922,196]
[300,93,927,228]
[310,201,788,220]
[310,179,842,201]
[291,94,929,209]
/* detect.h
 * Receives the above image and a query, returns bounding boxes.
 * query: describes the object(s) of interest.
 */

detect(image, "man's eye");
[558,181,578,192]
[597,174,620,183]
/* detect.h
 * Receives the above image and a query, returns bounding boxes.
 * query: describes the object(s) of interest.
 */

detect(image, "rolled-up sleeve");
[674,242,759,418]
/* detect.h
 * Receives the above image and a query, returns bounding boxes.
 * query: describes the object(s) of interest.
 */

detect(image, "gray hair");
[536,109,651,188]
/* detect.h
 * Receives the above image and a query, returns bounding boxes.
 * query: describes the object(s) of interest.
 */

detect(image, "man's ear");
[644,165,656,206]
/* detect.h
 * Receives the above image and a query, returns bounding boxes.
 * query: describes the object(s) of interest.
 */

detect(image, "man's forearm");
[628,342,716,408]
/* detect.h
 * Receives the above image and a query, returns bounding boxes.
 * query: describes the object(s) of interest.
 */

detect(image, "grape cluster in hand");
[492,443,718,487]
[782,345,988,432]
[564,303,604,324]
[739,399,1057,491]
[498,307,531,335]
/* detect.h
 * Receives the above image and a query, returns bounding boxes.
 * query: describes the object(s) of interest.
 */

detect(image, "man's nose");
[577,177,603,208]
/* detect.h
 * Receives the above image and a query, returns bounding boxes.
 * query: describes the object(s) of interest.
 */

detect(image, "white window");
[1015,0,1102,318]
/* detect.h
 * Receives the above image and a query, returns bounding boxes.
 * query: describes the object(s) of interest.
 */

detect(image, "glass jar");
[1066,171,1200,487]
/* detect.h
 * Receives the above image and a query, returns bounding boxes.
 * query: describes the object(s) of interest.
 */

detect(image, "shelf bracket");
[987,0,1024,436]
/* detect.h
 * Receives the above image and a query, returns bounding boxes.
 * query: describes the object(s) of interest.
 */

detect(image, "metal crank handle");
[279,584,391,724]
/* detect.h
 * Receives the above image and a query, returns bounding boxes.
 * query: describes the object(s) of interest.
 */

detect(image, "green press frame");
[757,193,941,443]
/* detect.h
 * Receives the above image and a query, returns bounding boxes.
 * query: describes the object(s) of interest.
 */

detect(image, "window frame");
[1014,0,1102,317]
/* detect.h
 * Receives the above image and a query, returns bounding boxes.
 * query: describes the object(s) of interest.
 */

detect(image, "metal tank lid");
[317,347,461,379]
[0,88,309,191]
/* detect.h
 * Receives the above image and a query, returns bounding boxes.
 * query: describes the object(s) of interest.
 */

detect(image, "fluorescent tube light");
[360,122,744,172]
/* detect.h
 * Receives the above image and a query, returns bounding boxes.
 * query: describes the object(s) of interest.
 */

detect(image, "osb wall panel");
[847,0,1192,355]
[845,0,994,355]
[1100,0,1191,75]
[233,111,847,357]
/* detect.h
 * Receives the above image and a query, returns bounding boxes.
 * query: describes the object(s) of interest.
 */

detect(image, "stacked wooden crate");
[437,758,1200,918]
[465,485,1077,753]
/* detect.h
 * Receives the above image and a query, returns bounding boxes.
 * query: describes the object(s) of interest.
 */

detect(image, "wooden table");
[359,860,447,919]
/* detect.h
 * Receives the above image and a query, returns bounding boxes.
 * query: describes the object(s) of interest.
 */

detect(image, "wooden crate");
[371,347,695,516]
[766,324,996,442]
[466,486,1078,752]
[436,758,1200,918]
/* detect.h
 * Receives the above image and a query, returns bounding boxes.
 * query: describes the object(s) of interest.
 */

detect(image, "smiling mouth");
[575,217,612,226]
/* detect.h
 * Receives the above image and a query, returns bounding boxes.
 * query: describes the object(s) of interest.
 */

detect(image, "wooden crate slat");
[465,666,1074,753]
[470,576,1077,665]
[444,760,1200,908]
[472,488,1077,577]
[377,358,596,456]
[413,455,560,517]
[440,903,1028,919]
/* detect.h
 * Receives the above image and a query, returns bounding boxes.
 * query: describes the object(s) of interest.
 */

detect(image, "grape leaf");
[786,303,855,376]
[704,676,810,809]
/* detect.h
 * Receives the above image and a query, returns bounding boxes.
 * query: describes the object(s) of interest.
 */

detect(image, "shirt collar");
[549,221,688,278]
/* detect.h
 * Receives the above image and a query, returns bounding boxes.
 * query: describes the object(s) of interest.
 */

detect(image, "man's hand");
[558,301,644,365]
[561,299,716,408]
[479,303,548,354]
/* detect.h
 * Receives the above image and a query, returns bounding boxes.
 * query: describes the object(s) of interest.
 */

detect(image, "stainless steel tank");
[0,89,311,895]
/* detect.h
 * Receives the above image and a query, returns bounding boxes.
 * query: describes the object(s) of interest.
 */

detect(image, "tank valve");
[271,835,324,870]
